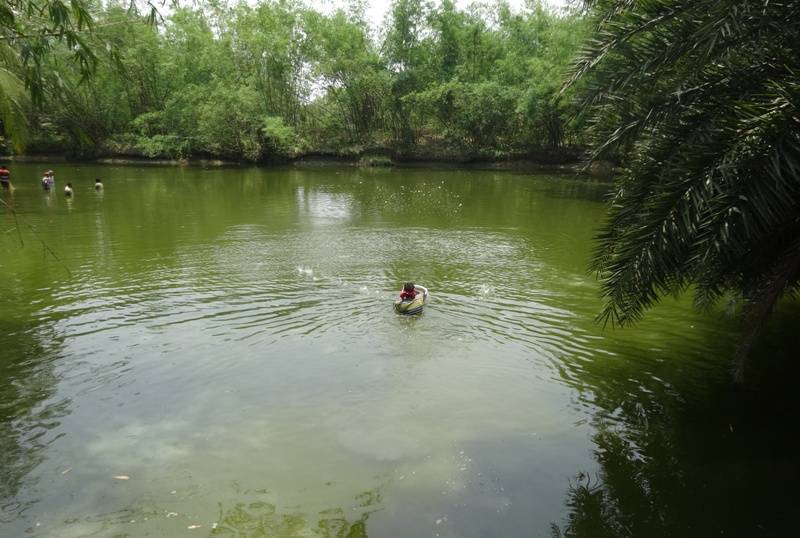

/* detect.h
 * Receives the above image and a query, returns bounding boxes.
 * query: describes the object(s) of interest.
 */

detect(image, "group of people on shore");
[0,164,103,195]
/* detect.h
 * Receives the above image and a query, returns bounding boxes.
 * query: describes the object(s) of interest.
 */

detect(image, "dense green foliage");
[0,0,96,151]
[1,0,588,161]
[568,0,800,377]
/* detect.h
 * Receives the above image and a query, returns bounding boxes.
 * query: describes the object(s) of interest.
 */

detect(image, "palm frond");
[567,0,800,374]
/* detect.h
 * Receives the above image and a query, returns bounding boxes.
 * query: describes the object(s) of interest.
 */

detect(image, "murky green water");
[1,164,798,537]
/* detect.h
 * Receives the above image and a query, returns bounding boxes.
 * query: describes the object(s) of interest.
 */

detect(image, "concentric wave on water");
[1,166,758,538]
[32,224,606,386]
[19,206,728,429]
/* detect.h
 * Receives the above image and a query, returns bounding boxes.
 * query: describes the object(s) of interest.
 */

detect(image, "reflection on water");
[551,304,800,538]
[0,323,69,524]
[1,165,798,536]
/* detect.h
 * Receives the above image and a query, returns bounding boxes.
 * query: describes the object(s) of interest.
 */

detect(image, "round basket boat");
[394,285,428,315]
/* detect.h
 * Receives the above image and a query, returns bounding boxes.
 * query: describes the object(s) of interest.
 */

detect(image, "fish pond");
[1,164,798,537]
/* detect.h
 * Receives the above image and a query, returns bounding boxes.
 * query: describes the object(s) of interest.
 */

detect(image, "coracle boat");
[394,285,428,315]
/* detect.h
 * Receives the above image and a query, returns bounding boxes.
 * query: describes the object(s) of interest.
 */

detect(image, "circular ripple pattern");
[0,165,750,537]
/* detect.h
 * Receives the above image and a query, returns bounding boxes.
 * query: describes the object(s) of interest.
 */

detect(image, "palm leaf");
[565,0,800,377]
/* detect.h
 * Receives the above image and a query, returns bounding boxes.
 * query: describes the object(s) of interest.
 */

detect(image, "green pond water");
[1,164,798,537]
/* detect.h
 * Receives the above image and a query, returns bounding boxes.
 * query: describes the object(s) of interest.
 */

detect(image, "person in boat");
[399,282,428,301]
[399,282,418,301]
[94,178,103,190]
[395,282,429,315]
[0,165,11,189]
[64,182,73,197]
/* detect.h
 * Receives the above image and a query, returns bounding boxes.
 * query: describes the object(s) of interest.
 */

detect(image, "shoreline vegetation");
[1,1,590,170]
[7,150,609,175]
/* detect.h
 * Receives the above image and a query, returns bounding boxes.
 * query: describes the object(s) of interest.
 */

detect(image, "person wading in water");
[0,165,11,189]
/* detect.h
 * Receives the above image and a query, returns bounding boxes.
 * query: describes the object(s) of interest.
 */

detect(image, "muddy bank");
[5,153,614,178]
[6,155,238,167]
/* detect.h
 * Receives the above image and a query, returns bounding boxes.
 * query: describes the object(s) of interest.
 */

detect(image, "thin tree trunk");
[733,243,800,383]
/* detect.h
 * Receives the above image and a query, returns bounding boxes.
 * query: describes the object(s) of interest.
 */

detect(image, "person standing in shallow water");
[64,182,73,197]
[0,164,11,189]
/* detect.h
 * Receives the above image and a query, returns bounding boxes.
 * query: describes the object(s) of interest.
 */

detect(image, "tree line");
[1,0,588,162]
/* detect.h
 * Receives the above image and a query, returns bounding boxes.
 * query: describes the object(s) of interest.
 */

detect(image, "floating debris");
[61,467,72,475]
[166,512,179,518]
